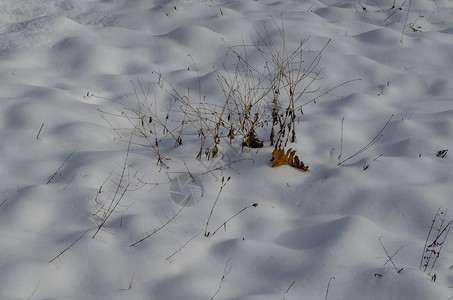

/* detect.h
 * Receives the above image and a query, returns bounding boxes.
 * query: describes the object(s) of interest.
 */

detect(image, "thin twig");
[166,232,201,260]
[101,114,122,139]
[420,207,440,269]
[49,230,89,263]
[211,203,258,236]
[201,158,254,175]
[0,198,7,208]
[373,154,383,161]
[429,220,452,274]
[338,117,345,163]
[420,208,453,275]
[285,280,296,293]
[400,0,412,43]
[27,280,41,300]
[299,78,362,109]
[205,177,231,237]
[119,273,135,291]
[211,258,232,299]
[130,198,189,247]
[47,149,76,184]
[92,133,133,238]
[92,172,114,217]
[338,115,393,165]
[383,245,404,267]
[379,236,403,273]
[325,277,335,300]
[36,123,44,139]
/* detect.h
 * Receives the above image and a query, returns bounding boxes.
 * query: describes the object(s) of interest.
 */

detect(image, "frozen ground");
[1,0,453,299]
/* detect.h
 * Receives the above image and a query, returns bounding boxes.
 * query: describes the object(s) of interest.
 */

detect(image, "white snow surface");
[1,0,453,299]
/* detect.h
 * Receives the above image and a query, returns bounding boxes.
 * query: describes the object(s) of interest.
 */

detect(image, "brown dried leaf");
[271,148,309,171]
[242,131,263,148]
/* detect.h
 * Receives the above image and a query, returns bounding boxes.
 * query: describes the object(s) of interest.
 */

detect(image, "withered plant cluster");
[216,18,339,151]
[94,18,349,167]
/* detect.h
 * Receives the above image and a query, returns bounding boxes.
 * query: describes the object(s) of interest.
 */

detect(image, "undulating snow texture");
[1,0,453,299]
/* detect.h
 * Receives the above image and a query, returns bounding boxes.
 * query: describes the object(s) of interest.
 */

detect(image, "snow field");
[1,0,453,299]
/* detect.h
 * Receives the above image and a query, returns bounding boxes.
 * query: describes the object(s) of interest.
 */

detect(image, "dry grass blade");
[271,148,308,171]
